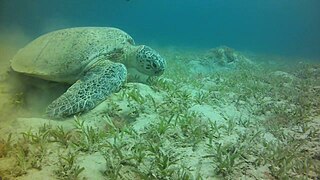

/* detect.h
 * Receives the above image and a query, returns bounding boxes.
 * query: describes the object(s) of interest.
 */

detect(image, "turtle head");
[134,45,166,76]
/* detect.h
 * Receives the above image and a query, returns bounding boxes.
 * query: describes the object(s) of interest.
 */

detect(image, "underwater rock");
[188,46,254,74]
[81,82,164,129]
[188,60,213,74]
[272,71,296,81]
[202,46,253,66]
[189,104,224,124]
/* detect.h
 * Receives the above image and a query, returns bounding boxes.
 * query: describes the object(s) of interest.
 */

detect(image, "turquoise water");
[1,0,320,58]
[0,1,320,179]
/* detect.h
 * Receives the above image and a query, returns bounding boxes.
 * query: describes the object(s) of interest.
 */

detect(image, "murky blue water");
[1,0,320,58]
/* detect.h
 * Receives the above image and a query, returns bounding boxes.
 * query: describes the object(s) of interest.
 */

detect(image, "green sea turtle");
[10,27,166,119]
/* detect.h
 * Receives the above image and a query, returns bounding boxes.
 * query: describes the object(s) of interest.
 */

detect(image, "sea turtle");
[10,27,166,119]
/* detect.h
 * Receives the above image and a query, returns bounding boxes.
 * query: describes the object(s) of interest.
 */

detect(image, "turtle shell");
[11,27,135,83]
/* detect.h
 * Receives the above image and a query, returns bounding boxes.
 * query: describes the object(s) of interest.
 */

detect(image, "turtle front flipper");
[46,61,127,119]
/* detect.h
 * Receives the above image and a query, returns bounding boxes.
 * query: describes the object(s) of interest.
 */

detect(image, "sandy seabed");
[0,40,320,179]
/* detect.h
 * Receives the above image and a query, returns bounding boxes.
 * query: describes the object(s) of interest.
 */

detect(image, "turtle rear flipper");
[46,61,127,119]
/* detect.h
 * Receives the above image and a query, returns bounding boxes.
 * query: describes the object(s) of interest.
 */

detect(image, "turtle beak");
[151,57,165,76]
[155,68,164,76]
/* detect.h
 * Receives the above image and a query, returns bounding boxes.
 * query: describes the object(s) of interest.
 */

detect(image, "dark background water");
[1,0,320,59]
